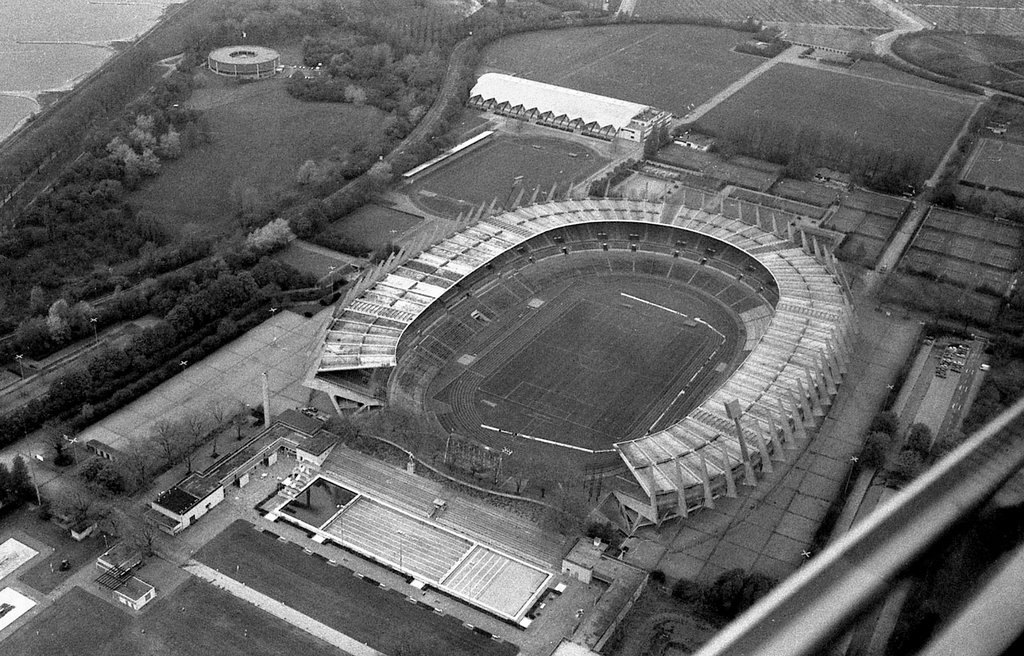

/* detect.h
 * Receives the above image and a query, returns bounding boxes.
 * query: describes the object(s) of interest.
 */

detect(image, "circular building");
[207,46,280,79]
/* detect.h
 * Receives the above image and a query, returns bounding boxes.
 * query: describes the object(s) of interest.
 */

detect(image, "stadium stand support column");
[812,235,824,260]
[804,367,827,416]
[815,366,833,407]
[733,419,759,486]
[761,417,787,463]
[714,441,738,499]
[795,380,816,426]
[769,412,791,456]
[749,422,774,474]
[821,351,839,396]
[775,400,796,450]
[698,451,715,509]
[673,460,689,517]
[529,186,541,205]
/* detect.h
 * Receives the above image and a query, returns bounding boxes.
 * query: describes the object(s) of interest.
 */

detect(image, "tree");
[44,421,74,466]
[245,217,294,253]
[152,419,182,467]
[860,431,890,469]
[46,298,73,343]
[906,423,933,456]
[9,457,33,502]
[869,411,900,437]
[890,449,925,486]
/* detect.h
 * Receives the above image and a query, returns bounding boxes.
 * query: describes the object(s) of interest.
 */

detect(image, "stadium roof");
[311,198,851,506]
[471,72,651,130]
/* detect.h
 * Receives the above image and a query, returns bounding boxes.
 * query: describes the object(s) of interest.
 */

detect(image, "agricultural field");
[130,72,387,239]
[3,581,340,656]
[633,0,895,29]
[901,207,1022,295]
[894,32,1024,95]
[903,4,1024,35]
[406,134,607,217]
[699,63,979,177]
[827,189,910,267]
[480,24,766,115]
[196,520,516,656]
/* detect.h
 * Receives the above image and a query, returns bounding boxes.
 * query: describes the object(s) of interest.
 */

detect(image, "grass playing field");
[481,24,764,115]
[699,63,978,176]
[195,520,516,656]
[960,139,1024,196]
[130,72,387,239]
[2,581,341,656]
[634,0,894,29]
[325,203,423,248]
[407,133,607,217]
[433,270,742,452]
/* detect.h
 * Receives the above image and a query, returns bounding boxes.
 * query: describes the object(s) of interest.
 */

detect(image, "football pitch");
[435,275,741,452]
[195,520,517,656]
[407,134,608,217]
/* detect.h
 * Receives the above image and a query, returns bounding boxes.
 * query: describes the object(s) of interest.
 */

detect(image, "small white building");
[561,537,608,584]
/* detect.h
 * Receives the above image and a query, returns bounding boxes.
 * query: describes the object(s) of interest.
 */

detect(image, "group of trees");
[700,116,927,194]
[858,410,935,486]
[0,71,204,338]
[671,569,777,621]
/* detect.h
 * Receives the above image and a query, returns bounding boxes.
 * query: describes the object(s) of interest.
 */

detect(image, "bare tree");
[152,419,182,469]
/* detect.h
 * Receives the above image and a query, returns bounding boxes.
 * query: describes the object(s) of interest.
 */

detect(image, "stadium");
[207,45,280,79]
[307,198,853,529]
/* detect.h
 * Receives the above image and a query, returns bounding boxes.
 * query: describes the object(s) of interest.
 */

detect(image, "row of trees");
[0,457,35,510]
[698,116,928,194]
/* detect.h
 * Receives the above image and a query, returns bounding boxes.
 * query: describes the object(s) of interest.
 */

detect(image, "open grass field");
[903,5,1024,35]
[894,32,1024,92]
[901,207,1022,294]
[960,138,1024,195]
[325,203,423,248]
[130,72,387,239]
[633,0,895,28]
[432,270,742,452]
[481,24,764,115]
[195,520,517,656]
[407,134,607,217]
[699,63,978,176]
[2,579,339,656]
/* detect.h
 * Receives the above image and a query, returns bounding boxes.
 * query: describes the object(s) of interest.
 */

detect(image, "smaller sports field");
[700,63,978,175]
[196,520,518,656]
[406,134,607,217]
[960,138,1024,195]
[2,580,340,656]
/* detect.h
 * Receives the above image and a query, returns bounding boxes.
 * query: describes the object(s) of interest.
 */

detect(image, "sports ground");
[699,63,978,174]
[196,520,518,656]
[3,582,341,656]
[434,275,740,452]
[960,138,1024,196]
[481,23,765,115]
[406,134,607,217]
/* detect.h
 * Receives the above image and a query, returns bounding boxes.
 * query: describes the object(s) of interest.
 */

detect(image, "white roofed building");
[469,72,671,142]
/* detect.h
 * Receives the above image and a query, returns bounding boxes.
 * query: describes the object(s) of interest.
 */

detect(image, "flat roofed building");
[469,72,670,142]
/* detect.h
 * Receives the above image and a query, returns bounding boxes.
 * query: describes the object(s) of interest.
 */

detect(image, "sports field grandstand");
[307,198,853,528]
[268,443,560,624]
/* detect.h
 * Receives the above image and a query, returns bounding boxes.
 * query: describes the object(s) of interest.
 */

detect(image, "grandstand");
[469,73,671,142]
[307,198,853,528]
[266,442,559,625]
